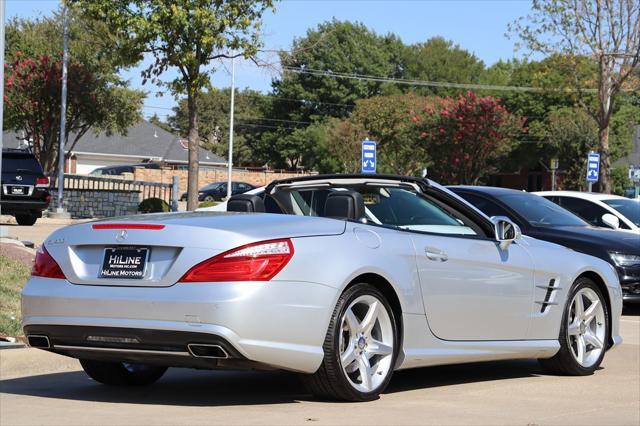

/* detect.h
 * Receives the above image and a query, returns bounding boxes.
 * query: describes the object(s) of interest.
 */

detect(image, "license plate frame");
[99,247,149,279]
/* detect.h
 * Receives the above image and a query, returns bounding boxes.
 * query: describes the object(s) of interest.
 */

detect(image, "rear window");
[2,154,43,174]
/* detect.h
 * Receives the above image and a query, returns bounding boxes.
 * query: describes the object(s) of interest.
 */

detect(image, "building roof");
[2,120,226,165]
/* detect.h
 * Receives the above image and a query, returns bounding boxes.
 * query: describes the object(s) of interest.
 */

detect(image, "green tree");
[312,118,366,173]
[258,123,326,170]
[512,0,640,193]
[3,10,143,175]
[402,37,485,97]
[349,94,432,175]
[73,0,276,210]
[168,88,271,166]
[148,113,173,133]
[272,20,404,121]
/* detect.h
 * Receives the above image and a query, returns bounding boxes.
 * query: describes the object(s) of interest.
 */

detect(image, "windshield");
[274,185,477,236]
[603,199,640,227]
[498,193,587,227]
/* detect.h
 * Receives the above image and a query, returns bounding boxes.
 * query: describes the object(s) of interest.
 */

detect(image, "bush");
[138,198,170,214]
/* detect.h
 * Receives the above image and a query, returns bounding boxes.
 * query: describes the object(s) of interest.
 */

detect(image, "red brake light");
[32,246,65,279]
[179,239,294,283]
[35,176,49,187]
[92,223,165,230]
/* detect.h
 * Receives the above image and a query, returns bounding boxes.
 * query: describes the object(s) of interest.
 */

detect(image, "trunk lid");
[45,212,345,287]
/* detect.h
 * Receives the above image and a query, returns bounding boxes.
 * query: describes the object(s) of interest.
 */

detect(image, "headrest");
[323,191,365,220]
[227,194,265,213]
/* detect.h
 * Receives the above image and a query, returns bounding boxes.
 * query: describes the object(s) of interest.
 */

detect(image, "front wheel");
[80,359,167,386]
[301,283,398,402]
[539,277,609,375]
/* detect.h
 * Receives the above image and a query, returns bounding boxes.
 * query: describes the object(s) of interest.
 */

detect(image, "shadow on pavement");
[623,304,640,316]
[0,359,546,406]
[387,359,544,394]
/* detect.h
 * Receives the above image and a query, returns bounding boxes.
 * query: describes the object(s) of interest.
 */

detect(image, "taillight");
[32,246,65,279]
[35,176,49,187]
[179,239,294,283]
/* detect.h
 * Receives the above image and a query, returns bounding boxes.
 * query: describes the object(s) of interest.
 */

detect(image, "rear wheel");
[80,359,167,386]
[539,277,608,375]
[302,283,398,402]
[204,195,215,202]
[15,213,37,226]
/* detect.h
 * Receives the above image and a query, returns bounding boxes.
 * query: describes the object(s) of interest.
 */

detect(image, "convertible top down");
[22,174,622,401]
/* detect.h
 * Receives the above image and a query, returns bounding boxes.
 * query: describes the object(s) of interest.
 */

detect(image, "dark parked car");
[180,181,255,202]
[89,162,160,176]
[450,186,640,303]
[1,149,50,226]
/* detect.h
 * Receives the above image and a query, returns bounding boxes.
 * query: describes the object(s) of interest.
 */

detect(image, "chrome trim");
[536,285,563,290]
[187,343,230,359]
[53,344,191,357]
[2,184,34,196]
[27,335,50,349]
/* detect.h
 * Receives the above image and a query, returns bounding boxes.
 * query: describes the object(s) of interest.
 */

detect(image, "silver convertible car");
[22,174,622,401]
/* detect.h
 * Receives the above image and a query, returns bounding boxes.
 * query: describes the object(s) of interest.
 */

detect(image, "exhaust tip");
[27,335,51,349]
[187,343,229,359]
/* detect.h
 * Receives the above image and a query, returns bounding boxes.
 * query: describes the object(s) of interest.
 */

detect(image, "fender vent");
[535,279,562,313]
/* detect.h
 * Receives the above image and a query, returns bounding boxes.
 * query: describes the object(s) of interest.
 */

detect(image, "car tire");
[15,214,37,226]
[301,283,398,402]
[539,276,609,376]
[80,359,167,386]
[204,195,215,202]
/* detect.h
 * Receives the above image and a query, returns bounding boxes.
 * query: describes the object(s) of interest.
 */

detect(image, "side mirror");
[491,216,522,249]
[601,213,620,230]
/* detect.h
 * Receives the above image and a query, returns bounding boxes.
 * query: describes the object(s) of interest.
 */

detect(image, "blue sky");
[6,0,533,120]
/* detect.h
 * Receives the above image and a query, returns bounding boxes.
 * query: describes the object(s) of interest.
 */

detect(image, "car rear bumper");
[1,199,49,214]
[21,277,338,373]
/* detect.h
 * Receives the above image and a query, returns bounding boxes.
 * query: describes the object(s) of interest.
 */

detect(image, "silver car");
[22,174,623,401]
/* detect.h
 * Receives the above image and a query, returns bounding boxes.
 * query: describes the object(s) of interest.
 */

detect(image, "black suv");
[1,149,51,225]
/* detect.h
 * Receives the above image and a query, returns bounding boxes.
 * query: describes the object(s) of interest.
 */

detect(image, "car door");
[401,192,535,341]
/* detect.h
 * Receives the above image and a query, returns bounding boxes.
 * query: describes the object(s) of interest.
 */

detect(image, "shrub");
[138,198,170,214]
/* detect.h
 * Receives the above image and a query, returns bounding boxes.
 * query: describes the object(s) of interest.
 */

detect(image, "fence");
[58,174,174,203]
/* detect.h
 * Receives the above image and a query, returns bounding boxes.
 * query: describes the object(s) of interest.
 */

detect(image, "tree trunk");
[597,57,613,194]
[598,125,611,194]
[186,90,200,211]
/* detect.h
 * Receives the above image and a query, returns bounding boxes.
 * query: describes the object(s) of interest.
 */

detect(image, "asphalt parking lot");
[1,307,638,426]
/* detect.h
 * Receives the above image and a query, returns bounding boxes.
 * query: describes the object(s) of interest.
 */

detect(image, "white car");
[535,191,640,234]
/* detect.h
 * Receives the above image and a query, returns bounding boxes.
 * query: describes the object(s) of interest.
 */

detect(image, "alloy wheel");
[339,294,394,393]
[567,287,606,368]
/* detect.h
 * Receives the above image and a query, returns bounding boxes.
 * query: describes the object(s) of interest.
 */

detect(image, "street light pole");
[226,55,235,200]
[53,1,70,218]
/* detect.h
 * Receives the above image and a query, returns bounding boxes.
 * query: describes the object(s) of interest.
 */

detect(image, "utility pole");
[226,56,235,200]
[52,2,70,218]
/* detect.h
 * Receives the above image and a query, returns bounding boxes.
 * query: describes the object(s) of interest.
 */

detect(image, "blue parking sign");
[586,152,600,182]
[361,140,377,173]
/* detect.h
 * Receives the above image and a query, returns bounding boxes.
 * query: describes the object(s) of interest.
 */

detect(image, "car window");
[556,197,610,227]
[498,193,587,227]
[278,185,477,236]
[603,199,640,227]
[456,192,512,219]
[2,155,43,174]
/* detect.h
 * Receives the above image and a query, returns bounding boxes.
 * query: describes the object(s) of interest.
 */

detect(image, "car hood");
[531,225,640,253]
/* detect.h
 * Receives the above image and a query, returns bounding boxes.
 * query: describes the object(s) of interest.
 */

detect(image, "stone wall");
[131,168,311,194]
[50,189,140,219]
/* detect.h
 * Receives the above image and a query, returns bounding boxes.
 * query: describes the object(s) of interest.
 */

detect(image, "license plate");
[100,247,149,279]
[10,186,27,195]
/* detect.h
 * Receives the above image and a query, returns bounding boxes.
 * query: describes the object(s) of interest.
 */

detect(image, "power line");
[281,66,601,93]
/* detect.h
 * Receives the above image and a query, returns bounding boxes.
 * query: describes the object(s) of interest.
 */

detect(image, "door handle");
[425,247,448,262]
